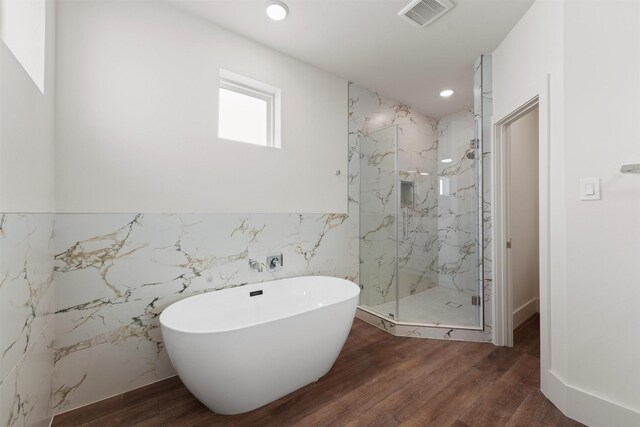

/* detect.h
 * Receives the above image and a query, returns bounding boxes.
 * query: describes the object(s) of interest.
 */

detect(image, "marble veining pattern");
[350,84,440,310]
[399,55,493,338]
[350,53,493,340]
[53,213,357,412]
[436,109,479,294]
[397,123,440,299]
[40,75,493,415]
[0,214,55,427]
[478,55,494,335]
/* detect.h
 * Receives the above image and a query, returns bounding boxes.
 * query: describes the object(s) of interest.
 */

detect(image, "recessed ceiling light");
[419,172,430,176]
[266,0,289,21]
[440,89,454,98]
[441,158,453,163]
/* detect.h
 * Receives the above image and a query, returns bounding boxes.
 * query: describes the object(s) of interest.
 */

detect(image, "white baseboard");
[513,297,539,329]
[543,370,640,427]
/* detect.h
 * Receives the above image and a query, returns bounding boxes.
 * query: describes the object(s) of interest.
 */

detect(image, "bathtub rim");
[159,275,360,335]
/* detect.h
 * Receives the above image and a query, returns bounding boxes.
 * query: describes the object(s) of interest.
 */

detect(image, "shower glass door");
[396,122,441,325]
[397,118,483,328]
[358,119,483,329]
[359,125,399,320]
[357,57,490,331]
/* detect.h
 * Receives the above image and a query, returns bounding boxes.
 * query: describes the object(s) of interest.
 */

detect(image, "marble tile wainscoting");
[53,213,358,413]
[0,214,55,427]
[4,72,494,420]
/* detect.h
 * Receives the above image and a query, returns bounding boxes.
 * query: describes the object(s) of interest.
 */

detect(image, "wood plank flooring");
[52,314,582,426]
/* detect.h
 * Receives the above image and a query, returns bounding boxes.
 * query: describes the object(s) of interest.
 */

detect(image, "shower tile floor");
[371,286,479,327]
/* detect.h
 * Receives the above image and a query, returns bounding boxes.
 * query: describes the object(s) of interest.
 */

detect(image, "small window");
[218,70,281,148]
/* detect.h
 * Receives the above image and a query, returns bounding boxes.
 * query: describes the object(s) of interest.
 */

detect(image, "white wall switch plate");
[580,178,601,201]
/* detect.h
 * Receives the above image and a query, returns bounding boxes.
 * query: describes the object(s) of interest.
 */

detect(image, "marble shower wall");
[398,124,439,300]
[358,127,398,309]
[349,84,439,308]
[0,215,55,427]
[436,110,479,294]
[53,213,358,412]
[351,55,493,341]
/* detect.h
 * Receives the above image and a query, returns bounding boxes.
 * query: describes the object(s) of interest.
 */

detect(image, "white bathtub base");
[160,276,359,415]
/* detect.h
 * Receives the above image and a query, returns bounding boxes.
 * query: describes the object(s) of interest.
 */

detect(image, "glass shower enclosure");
[358,117,484,329]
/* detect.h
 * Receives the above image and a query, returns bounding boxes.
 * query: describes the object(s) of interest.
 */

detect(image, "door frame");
[492,75,550,359]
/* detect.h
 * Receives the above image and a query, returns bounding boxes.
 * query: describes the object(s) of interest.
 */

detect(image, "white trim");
[492,93,543,348]
[513,298,539,329]
[545,371,640,427]
[538,75,552,396]
[492,75,552,392]
[218,68,282,149]
[492,73,640,427]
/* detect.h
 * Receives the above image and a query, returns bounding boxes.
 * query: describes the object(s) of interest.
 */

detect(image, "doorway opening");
[493,95,546,348]
[507,107,540,333]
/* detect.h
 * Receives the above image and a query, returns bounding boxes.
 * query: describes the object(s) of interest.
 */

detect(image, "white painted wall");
[55,0,348,213]
[563,0,640,420]
[494,0,640,424]
[493,0,568,386]
[0,0,45,92]
[509,108,539,329]
[0,0,54,212]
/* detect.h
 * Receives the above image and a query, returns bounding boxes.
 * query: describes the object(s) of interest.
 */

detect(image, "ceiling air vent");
[398,0,454,28]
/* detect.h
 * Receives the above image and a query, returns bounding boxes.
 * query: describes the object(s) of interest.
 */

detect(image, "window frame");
[218,69,281,148]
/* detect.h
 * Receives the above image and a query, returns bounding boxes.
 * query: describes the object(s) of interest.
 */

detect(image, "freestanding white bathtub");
[159,276,360,415]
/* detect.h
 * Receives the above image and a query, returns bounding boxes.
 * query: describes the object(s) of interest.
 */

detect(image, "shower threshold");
[363,286,479,329]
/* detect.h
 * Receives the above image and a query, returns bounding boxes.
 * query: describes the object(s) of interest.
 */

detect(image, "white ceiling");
[165,0,533,118]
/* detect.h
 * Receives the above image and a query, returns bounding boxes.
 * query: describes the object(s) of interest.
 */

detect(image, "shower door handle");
[402,207,408,240]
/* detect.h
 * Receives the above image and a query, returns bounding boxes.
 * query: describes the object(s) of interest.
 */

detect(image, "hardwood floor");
[52,315,582,426]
